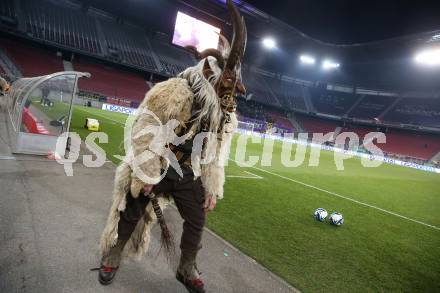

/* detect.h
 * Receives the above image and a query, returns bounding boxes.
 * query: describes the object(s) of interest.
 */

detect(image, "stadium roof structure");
[42,0,440,91]
[191,0,440,91]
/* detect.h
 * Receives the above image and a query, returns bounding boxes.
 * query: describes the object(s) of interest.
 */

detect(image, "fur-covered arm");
[130,78,193,197]
[201,113,237,199]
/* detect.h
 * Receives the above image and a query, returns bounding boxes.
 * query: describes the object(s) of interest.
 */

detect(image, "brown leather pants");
[117,174,206,252]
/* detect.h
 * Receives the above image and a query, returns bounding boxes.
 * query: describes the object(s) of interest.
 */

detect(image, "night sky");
[245,0,440,44]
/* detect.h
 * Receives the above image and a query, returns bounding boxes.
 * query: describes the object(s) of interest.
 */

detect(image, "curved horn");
[186,45,225,69]
[200,49,225,69]
[217,33,231,55]
[241,16,247,57]
[225,0,247,70]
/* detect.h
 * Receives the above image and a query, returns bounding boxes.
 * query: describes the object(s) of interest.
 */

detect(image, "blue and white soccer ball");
[329,212,344,226]
[314,208,328,222]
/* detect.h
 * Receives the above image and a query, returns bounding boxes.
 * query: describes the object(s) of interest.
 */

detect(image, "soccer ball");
[314,208,328,222]
[329,212,344,226]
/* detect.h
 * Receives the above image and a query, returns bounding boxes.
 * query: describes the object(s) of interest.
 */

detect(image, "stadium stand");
[236,98,267,120]
[0,38,63,76]
[74,57,148,101]
[22,0,101,54]
[372,130,440,161]
[100,19,157,71]
[0,0,438,164]
[242,67,282,107]
[297,116,440,161]
[236,97,295,134]
[260,76,286,107]
[267,110,296,131]
[348,95,397,119]
[280,82,308,111]
[341,124,379,143]
[383,97,440,128]
[0,0,16,25]
[310,87,357,116]
[296,113,339,134]
[150,38,194,76]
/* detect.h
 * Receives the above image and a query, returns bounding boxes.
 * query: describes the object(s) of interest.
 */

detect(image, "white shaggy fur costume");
[99,58,237,260]
[0,76,9,110]
[0,76,8,93]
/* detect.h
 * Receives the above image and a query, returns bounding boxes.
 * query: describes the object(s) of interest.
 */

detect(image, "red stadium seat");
[74,58,149,102]
[297,114,339,134]
[373,130,440,161]
[268,111,295,131]
[1,38,63,77]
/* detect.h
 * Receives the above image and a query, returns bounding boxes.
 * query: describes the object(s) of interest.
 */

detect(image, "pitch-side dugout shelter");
[5,71,90,155]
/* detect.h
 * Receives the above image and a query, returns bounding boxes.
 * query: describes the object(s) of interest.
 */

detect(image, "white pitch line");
[227,170,263,179]
[230,159,440,231]
[0,155,16,160]
[74,112,438,231]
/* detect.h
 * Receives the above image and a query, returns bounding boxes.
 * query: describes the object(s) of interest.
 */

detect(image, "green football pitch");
[69,105,440,292]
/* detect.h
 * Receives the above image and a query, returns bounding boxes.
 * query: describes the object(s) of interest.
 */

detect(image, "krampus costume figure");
[97,1,247,292]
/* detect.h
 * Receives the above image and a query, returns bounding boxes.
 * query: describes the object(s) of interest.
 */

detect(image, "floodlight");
[300,55,316,65]
[430,34,440,42]
[262,37,276,49]
[322,60,340,70]
[414,48,440,66]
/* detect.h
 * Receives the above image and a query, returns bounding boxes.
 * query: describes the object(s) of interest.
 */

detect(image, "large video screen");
[172,11,220,52]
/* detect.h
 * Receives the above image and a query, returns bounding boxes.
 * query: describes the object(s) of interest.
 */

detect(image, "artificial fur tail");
[148,194,175,262]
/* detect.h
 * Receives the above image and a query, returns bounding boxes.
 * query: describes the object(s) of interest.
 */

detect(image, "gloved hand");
[204,195,217,212]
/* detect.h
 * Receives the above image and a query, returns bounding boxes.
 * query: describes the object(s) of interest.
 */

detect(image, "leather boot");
[98,239,127,285]
[176,249,205,293]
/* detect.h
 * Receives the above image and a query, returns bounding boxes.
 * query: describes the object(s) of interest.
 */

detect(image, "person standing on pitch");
[96,1,247,292]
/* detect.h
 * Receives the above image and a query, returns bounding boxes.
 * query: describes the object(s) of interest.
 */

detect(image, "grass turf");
[69,105,440,292]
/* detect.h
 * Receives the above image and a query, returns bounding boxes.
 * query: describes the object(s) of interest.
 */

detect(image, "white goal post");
[237,121,255,134]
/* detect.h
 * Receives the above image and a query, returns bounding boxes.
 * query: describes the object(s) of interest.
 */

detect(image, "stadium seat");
[100,19,157,71]
[1,0,438,163]
[0,38,63,77]
[348,95,397,119]
[268,111,296,131]
[296,114,339,134]
[74,57,149,102]
[0,0,17,24]
[384,97,440,128]
[310,88,357,116]
[21,0,102,55]
[374,130,440,160]
[149,38,194,75]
